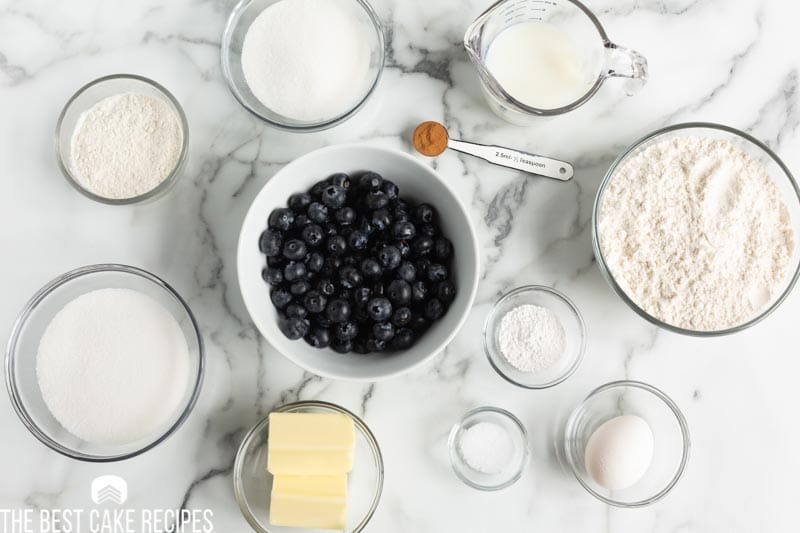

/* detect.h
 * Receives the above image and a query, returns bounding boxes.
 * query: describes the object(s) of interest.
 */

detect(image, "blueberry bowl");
[236,144,480,381]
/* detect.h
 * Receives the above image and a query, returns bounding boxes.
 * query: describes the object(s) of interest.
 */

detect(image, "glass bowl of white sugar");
[55,74,189,205]
[5,264,204,462]
[483,285,586,389]
[221,0,385,131]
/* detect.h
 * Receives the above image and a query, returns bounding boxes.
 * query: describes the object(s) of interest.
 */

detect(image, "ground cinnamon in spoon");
[413,121,449,156]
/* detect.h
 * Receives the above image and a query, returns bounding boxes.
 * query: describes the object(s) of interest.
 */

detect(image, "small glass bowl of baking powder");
[448,406,529,491]
[55,74,189,205]
[484,285,586,389]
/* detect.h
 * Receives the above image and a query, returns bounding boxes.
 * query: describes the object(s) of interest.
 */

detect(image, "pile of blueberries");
[259,171,456,353]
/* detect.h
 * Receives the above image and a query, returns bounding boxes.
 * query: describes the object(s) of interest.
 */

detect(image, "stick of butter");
[270,475,348,530]
[267,412,355,475]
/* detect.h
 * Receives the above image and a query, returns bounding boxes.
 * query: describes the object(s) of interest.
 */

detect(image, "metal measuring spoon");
[412,121,574,181]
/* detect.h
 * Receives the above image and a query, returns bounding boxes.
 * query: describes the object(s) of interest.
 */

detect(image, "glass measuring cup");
[464,0,648,124]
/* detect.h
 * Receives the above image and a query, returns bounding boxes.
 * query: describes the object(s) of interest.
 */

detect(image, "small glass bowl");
[5,264,204,462]
[592,122,800,336]
[233,401,384,533]
[484,285,586,389]
[220,0,385,131]
[55,74,189,205]
[563,381,690,507]
[448,406,529,491]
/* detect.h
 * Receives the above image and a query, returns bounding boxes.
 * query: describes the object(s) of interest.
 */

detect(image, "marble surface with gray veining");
[1,0,799,531]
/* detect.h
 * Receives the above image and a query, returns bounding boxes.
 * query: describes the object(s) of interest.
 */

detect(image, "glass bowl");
[55,74,189,205]
[448,406,529,491]
[221,0,385,132]
[563,381,690,507]
[5,264,204,462]
[484,285,586,389]
[233,401,384,533]
[592,122,800,336]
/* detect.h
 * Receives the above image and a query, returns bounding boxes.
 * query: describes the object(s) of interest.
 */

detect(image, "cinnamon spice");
[413,121,449,156]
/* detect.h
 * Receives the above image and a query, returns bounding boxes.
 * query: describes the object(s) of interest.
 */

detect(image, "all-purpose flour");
[599,136,795,331]
[36,288,191,445]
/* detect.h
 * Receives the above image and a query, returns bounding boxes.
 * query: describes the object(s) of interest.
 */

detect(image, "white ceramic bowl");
[237,144,480,381]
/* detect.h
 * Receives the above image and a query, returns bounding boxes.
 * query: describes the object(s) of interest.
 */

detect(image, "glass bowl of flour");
[55,74,189,205]
[5,264,204,461]
[593,123,800,336]
[483,285,586,389]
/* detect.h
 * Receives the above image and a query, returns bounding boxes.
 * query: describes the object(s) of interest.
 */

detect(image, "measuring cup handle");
[605,42,648,95]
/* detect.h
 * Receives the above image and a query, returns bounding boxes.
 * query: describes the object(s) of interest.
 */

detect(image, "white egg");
[584,414,654,490]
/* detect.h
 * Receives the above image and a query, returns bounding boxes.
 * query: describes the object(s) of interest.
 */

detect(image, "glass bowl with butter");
[233,401,383,532]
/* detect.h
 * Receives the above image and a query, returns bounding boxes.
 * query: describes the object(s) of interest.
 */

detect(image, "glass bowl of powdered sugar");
[55,74,188,205]
[5,264,204,461]
[483,285,586,389]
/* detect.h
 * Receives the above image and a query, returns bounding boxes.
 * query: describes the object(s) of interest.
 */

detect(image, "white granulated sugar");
[36,288,191,445]
[241,0,370,122]
[599,136,795,331]
[457,421,514,474]
[497,304,566,373]
[70,92,183,200]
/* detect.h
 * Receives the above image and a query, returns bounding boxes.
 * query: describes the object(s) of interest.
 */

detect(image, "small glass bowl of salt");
[484,285,586,389]
[448,406,529,490]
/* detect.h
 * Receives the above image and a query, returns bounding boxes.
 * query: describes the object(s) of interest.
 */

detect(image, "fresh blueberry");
[326,235,347,256]
[304,291,327,313]
[262,267,283,285]
[330,173,351,189]
[290,280,310,296]
[322,185,347,209]
[335,207,356,226]
[339,265,363,289]
[436,280,456,304]
[378,246,401,269]
[267,255,286,268]
[373,322,395,342]
[370,208,391,231]
[391,328,415,350]
[353,287,372,306]
[259,229,283,257]
[279,316,309,340]
[347,230,368,251]
[306,252,324,273]
[321,256,343,277]
[365,338,387,352]
[285,303,307,319]
[424,298,444,320]
[387,279,412,305]
[359,172,383,192]
[392,306,412,327]
[310,178,331,198]
[335,321,359,341]
[282,239,307,261]
[396,261,416,282]
[292,214,311,228]
[397,240,410,258]
[433,237,453,261]
[411,281,428,302]
[415,204,435,224]
[326,298,351,323]
[427,263,448,283]
[367,297,392,321]
[410,314,429,332]
[268,208,294,231]
[283,261,307,282]
[415,258,432,275]
[412,236,434,256]
[360,258,382,278]
[392,220,416,241]
[288,193,312,213]
[307,202,329,224]
[301,224,324,247]
[365,192,389,210]
[370,281,386,296]
[357,219,374,236]
[331,338,353,354]
[304,328,331,348]
[381,180,399,200]
[317,279,336,297]
[270,288,292,309]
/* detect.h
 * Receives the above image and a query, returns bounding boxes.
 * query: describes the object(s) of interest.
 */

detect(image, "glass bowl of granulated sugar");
[55,74,189,205]
[593,123,800,336]
[483,285,586,389]
[5,264,204,462]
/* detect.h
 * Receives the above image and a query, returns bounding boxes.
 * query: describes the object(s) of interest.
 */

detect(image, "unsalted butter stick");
[270,475,347,530]
[268,413,355,475]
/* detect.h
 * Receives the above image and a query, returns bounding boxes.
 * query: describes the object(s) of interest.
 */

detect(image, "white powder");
[599,136,795,331]
[70,92,183,200]
[36,288,191,445]
[457,421,513,474]
[497,304,566,373]
[241,0,370,122]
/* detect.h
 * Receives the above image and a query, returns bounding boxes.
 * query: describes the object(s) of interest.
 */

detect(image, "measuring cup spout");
[604,42,649,95]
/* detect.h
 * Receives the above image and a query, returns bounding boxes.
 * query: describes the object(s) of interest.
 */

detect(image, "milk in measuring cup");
[485,22,589,110]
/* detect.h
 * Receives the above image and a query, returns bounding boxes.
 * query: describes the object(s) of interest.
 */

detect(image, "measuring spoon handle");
[448,138,574,181]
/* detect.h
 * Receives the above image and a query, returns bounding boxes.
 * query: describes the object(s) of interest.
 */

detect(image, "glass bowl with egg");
[483,285,586,389]
[233,401,384,533]
[221,0,385,131]
[5,264,204,462]
[563,380,690,507]
[592,123,800,336]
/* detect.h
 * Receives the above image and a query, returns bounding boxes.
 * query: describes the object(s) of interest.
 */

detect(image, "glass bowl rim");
[4,263,205,462]
[563,380,691,508]
[220,0,386,132]
[591,121,800,337]
[232,400,385,533]
[447,405,530,491]
[483,285,587,389]
[54,73,190,206]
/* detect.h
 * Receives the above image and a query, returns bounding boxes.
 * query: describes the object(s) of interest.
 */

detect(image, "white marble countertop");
[1,0,799,531]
